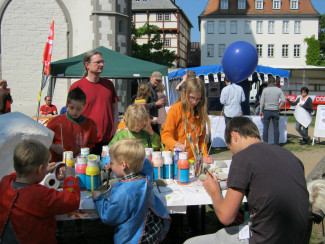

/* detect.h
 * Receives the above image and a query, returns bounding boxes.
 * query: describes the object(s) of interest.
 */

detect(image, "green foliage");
[131,22,177,67]
[304,35,320,65]
[319,14,325,61]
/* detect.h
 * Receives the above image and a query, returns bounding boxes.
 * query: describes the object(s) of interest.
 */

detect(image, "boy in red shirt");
[47,87,98,162]
[0,139,80,243]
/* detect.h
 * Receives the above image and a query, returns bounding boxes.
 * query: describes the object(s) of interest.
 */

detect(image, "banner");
[43,20,54,76]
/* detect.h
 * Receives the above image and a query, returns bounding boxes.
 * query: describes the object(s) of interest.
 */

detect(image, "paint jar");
[81,147,89,157]
[101,146,110,167]
[63,151,75,168]
[145,148,153,163]
[76,156,87,190]
[173,148,182,180]
[178,152,190,185]
[152,151,163,180]
[86,155,100,192]
[162,151,173,179]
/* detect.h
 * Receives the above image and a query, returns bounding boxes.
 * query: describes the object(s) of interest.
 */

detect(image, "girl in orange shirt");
[161,78,212,163]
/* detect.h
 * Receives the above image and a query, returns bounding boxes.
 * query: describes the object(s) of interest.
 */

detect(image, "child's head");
[136,83,151,99]
[180,78,210,135]
[67,87,86,119]
[109,139,145,177]
[124,103,150,132]
[13,139,50,181]
[156,83,165,93]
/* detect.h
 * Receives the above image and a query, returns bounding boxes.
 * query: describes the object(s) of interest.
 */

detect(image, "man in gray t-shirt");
[259,76,285,145]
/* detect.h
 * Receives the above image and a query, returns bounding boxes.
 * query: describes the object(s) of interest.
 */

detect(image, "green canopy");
[50,46,168,78]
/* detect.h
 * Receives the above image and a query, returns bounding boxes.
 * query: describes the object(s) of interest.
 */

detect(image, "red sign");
[43,21,54,76]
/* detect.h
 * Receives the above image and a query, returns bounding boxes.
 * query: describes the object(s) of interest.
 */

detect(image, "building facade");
[199,0,320,67]
[132,0,192,68]
[0,0,131,116]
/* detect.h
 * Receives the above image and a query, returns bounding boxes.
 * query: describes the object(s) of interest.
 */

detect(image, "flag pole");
[37,20,54,122]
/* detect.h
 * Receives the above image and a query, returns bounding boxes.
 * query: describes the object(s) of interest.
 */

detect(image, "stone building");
[0,0,131,116]
[199,0,320,67]
[132,0,192,68]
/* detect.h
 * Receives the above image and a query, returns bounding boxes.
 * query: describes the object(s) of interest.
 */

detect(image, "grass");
[282,113,316,127]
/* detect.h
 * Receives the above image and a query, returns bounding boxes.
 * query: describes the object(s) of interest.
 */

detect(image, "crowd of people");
[0,49,315,243]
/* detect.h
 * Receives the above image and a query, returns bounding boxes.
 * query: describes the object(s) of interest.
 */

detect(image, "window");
[118,20,123,32]
[256,44,263,57]
[282,44,289,57]
[294,21,301,34]
[268,21,275,34]
[164,39,171,47]
[219,21,226,34]
[290,0,299,9]
[238,0,246,10]
[273,0,281,9]
[294,44,300,57]
[256,21,263,34]
[255,0,263,10]
[219,44,226,57]
[207,44,214,57]
[164,13,170,21]
[245,21,251,34]
[283,21,289,34]
[207,21,214,34]
[268,44,274,57]
[221,0,229,10]
[157,13,163,21]
[230,21,237,34]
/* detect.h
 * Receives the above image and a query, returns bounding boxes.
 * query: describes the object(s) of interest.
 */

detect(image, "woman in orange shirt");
[161,78,212,163]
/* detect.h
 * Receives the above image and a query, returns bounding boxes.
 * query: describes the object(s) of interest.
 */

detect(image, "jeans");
[263,110,280,145]
[296,122,309,141]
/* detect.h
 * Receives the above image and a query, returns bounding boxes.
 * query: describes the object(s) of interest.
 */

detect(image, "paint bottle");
[81,147,89,157]
[86,154,100,192]
[178,152,190,185]
[173,148,182,180]
[152,151,163,181]
[145,148,152,163]
[101,146,110,168]
[63,151,75,168]
[162,151,173,179]
[75,156,87,190]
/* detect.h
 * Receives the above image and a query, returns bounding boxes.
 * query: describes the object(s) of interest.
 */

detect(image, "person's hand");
[47,162,56,173]
[203,156,213,164]
[259,113,263,117]
[50,144,65,155]
[204,172,220,197]
[92,191,101,199]
[156,99,165,107]
[62,165,75,178]
[299,104,303,107]
[105,163,111,171]
[174,143,186,152]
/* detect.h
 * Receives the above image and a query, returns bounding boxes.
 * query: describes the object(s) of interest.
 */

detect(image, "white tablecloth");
[209,116,288,147]
[56,161,234,220]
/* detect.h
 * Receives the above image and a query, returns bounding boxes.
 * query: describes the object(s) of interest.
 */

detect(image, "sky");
[176,0,325,42]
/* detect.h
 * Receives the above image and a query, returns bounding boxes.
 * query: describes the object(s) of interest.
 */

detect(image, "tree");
[319,14,325,63]
[304,35,320,66]
[131,22,177,67]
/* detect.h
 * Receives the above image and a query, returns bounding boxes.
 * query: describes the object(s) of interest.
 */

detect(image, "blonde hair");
[109,138,145,173]
[136,83,151,100]
[156,83,165,93]
[124,103,150,131]
[13,139,50,177]
[181,78,210,135]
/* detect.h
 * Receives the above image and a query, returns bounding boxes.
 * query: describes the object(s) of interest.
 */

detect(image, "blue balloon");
[221,41,258,84]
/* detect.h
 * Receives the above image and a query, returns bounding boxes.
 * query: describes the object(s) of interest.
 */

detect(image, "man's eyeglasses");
[91,60,105,65]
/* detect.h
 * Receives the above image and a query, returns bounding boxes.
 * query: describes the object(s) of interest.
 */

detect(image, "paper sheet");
[294,105,312,128]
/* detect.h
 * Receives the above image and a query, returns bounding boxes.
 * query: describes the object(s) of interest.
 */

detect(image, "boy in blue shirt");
[92,139,170,243]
